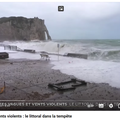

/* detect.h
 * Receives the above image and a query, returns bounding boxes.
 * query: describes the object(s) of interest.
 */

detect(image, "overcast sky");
[0,2,120,39]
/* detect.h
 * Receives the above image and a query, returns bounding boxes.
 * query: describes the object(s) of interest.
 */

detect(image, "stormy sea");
[0,39,120,89]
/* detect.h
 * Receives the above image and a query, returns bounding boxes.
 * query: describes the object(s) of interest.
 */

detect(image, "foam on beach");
[51,56,120,89]
[0,40,120,89]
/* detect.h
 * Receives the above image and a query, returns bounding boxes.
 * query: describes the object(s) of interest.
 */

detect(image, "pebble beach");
[0,58,120,102]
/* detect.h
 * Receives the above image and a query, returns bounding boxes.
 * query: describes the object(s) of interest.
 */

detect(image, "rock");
[0,16,52,41]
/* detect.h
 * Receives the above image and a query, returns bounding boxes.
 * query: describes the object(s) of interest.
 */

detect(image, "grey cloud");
[0,2,120,39]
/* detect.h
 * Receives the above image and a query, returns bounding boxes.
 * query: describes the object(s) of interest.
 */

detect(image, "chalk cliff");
[0,17,51,41]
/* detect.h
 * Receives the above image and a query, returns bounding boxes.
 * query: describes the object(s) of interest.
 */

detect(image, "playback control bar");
[0,100,120,110]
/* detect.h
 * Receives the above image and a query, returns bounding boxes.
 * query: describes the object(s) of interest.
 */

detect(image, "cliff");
[0,17,51,41]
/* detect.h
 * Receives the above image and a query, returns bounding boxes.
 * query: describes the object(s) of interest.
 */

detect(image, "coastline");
[0,58,120,101]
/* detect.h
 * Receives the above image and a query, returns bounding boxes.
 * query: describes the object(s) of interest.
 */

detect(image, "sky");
[0,2,120,39]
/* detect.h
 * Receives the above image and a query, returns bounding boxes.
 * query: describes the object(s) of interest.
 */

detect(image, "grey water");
[54,39,120,62]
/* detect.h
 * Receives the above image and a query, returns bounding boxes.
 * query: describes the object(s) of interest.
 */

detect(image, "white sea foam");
[0,40,120,88]
[51,56,120,88]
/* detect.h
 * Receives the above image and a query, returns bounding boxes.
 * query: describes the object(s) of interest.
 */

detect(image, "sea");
[0,39,120,88]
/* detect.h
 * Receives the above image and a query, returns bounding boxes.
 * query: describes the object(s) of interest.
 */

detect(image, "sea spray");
[0,39,120,88]
[1,39,120,62]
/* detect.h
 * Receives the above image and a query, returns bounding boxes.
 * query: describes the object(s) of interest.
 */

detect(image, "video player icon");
[109,103,113,108]
[118,103,120,109]
[98,103,104,108]
[58,6,64,12]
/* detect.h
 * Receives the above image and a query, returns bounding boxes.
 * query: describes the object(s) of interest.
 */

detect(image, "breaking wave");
[1,40,120,62]
[88,48,120,62]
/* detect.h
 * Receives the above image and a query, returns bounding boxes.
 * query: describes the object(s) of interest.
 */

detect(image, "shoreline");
[0,58,120,101]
